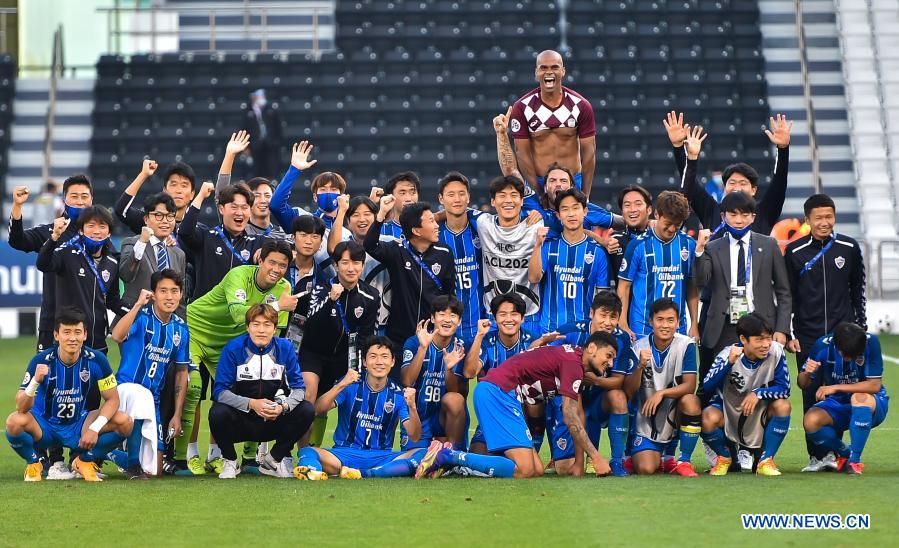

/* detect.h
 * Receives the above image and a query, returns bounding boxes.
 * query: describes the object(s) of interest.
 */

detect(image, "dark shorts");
[300,349,350,396]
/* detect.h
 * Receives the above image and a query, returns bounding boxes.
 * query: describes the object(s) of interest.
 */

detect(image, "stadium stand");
[0,53,14,186]
[89,0,775,211]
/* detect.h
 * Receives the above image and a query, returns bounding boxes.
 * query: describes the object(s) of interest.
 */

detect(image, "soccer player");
[175,240,297,475]
[528,188,608,334]
[36,205,130,355]
[110,271,190,478]
[114,159,197,233]
[5,308,133,482]
[801,322,888,475]
[623,298,701,476]
[294,337,426,480]
[437,171,485,348]
[510,50,597,197]
[701,313,791,476]
[604,185,653,288]
[209,304,315,479]
[416,333,617,479]
[618,191,699,340]
[401,296,468,450]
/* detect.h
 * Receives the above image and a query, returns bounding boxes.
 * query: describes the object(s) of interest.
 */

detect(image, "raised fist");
[142,159,158,178]
[12,186,30,206]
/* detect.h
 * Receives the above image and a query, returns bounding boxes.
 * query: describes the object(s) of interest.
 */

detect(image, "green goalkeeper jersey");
[187,265,290,348]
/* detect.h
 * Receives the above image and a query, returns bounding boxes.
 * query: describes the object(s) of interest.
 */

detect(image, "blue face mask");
[711,174,723,186]
[81,234,108,254]
[725,222,752,239]
[316,192,339,213]
[65,203,85,221]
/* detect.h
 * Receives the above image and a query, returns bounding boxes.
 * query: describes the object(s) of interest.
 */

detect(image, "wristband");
[88,415,109,433]
[24,379,40,397]
[271,301,281,312]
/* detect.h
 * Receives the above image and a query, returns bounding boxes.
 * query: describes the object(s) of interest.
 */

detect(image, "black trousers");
[208,401,314,461]
[794,333,826,458]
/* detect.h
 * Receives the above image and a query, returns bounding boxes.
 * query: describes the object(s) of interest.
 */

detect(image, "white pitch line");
[884,354,899,365]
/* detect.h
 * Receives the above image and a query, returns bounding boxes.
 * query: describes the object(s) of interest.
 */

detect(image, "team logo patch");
[585,252,594,265]
[729,371,746,391]
[234,289,247,301]
[216,246,223,255]
[472,236,481,249]
[79,368,90,383]
[572,379,582,393]
[856,356,865,366]
[567,118,575,128]
[510,119,521,133]
[270,367,278,378]
[634,436,643,447]
[101,270,110,282]
[264,294,277,304]
[680,247,689,262]
[384,399,395,413]
[403,349,414,363]
[404,261,412,270]
[431,263,441,275]
[173,332,181,346]
[78,267,85,277]
[556,437,568,450]
[241,249,251,261]
[354,306,364,318]
[619,258,628,272]
[835,256,846,269]
[22,371,31,385]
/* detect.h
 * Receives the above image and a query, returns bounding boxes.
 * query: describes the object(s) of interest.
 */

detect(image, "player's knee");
[634,459,657,475]
[291,401,315,425]
[605,389,627,413]
[769,398,791,416]
[679,394,701,414]
[441,392,465,415]
[4,412,26,434]
[207,403,230,428]
[112,411,133,433]
[701,407,722,431]
[803,410,824,432]
[850,393,874,407]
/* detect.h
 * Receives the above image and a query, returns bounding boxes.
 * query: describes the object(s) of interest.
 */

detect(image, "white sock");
[187,442,199,460]
[208,444,221,460]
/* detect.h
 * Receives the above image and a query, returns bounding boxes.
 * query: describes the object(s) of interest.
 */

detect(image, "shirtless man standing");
[510,50,598,198]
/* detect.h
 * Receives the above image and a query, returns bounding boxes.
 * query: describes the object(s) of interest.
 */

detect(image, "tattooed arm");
[562,395,611,475]
[494,108,525,182]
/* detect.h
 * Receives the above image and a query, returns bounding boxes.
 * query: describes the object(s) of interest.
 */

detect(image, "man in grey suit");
[119,193,187,316]
[694,192,791,383]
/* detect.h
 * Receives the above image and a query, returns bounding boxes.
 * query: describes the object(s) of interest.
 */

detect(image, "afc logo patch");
[21,371,31,385]
[403,349,414,363]
[619,258,628,273]
[729,371,746,391]
[510,119,521,133]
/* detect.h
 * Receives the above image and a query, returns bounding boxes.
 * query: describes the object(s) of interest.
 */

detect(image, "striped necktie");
[156,243,169,270]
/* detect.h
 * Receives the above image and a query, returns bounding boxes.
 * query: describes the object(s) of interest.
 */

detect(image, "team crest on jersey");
[680,247,689,261]
[234,289,247,301]
[856,356,865,366]
[173,332,182,346]
[585,252,594,265]
[79,368,90,383]
[384,399,395,413]
[265,294,277,304]
[431,263,441,275]
[510,119,521,133]
[472,236,481,249]
[101,270,110,282]
[403,349,414,363]
[556,437,568,451]
[241,249,251,261]
[354,306,364,318]
[22,371,31,385]
[835,256,846,269]
[729,371,746,391]
[619,258,627,272]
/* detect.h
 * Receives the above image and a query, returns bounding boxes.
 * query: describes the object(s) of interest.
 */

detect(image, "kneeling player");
[416,333,617,479]
[700,313,791,476]
[208,304,315,479]
[5,308,133,481]
[295,337,426,479]
[623,298,701,476]
[801,322,889,475]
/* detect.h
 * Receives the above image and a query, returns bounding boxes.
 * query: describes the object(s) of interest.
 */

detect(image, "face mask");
[81,234,108,254]
[256,98,267,108]
[725,222,752,239]
[65,204,85,221]
[316,192,339,213]
[711,175,723,186]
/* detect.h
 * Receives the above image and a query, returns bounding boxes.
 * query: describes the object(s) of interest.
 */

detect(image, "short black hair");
[488,175,525,199]
[438,171,470,194]
[143,192,176,216]
[803,193,836,217]
[833,322,867,359]
[552,188,587,212]
[364,335,395,359]
[54,307,86,331]
[347,196,378,219]
[591,290,622,315]
[400,202,432,240]
[720,191,756,215]
[62,174,93,195]
[292,214,326,237]
[490,292,526,316]
[430,294,464,318]
[162,161,197,192]
[150,268,184,291]
[385,171,421,195]
[76,205,115,231]
[246,177,274,193]
[585,330,618,352]
[736,312,773,339]
[332,240,366,263]
[218,182,254,207]
[259,239,293,263]
[722,162,759,187]
[617,184,652,210]
[649,297,679,318]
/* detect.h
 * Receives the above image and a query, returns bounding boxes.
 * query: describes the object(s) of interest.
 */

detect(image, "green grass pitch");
[0,335,896,546]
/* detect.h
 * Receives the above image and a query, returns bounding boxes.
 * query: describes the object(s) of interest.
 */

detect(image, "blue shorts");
[470,425,486,446]
[34,411,88,451]
[473,381,532,453]
[327,447,404,470]
[630,435,668,455]
[153,406,165,452]
[402,412,447,450]
[813,395,889,432]
[545,396,575,461]
[537,172,583,191]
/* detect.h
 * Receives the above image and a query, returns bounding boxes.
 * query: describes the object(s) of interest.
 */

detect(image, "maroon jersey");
[510,86,596,139]
[482,344,584,404]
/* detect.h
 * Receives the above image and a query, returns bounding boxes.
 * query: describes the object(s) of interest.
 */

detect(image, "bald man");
[509,50,598,198]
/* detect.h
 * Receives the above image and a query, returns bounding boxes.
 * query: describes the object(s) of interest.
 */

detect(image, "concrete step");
[7,150,90,169]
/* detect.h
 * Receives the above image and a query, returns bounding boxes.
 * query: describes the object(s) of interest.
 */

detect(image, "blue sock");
[608,413,628,460]
[760,416,790,461]
[126,420,143,467]
[108,449,129,469]
[362,458,416,478]
[808,426,846,455]
[700,427,730,458]
[296,447,322,470]
[678,415,701,462]
[84,432,125,462]
[443,449,514,478]
[6,431,39,464]
[849,406,874,463]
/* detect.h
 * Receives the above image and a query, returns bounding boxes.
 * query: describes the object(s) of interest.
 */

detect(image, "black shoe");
[124,464,149,480]
[162,458,185,476]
